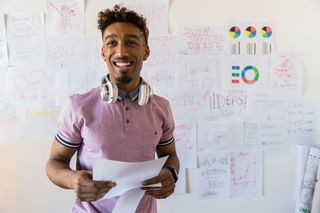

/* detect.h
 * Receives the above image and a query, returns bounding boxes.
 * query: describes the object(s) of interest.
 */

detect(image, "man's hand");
[141,168,175,199]
[71,170,116,202]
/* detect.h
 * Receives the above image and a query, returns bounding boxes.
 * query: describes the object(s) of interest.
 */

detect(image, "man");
[45,5,179,213]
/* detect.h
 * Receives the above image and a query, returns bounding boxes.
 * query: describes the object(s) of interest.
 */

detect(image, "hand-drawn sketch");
[198,121,245,152]
[270,53,303,94]
[178,25,226,56]
[198,152,230,199]
[230,150,263,197]
[118,0,169,36]
[174,120,197,168]
[6,13,44,66]
[0,102,17,138]
[46,0,85,35]
[0,14,8,67]
[6,67,55,104]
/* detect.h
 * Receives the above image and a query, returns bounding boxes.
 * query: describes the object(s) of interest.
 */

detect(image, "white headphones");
[100,75,153,106]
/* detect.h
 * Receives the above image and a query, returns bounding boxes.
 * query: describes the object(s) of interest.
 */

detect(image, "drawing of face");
[101,22,150,91]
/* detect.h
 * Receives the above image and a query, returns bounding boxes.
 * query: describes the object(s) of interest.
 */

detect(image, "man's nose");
[115,43,129,57]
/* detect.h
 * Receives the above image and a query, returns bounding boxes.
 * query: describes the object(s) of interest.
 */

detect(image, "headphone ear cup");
[138,81,153,106]
[100,77,118,103]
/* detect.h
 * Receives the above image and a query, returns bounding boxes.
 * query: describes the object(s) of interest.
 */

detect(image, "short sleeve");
[55,97,83,148]
[158,102,175,146]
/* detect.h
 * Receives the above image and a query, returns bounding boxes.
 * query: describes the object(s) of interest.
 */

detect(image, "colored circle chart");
[245,26,257,38]
[241,65,259,84]
[261,26,272,38]
[229,26,241,38]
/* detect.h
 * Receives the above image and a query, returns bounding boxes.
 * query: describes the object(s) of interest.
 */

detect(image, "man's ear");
[101,47,106,61]
[143,45,150,61]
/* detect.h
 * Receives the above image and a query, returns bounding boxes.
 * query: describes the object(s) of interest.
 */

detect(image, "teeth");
[115,62,131,67]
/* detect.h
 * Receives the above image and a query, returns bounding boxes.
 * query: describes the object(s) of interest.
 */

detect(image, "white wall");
[0,0,320,212]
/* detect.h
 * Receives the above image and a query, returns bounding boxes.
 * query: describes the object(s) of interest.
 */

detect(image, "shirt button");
[126,119,130,124]
[125,106,129,111]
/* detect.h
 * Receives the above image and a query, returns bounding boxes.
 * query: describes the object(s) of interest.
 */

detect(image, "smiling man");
[45,4,179,213]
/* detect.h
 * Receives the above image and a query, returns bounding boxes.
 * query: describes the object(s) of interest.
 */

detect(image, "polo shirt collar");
[117,78,142,102]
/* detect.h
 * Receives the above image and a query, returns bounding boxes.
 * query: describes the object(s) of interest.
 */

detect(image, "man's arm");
[142,141,180,199]
[45,139,116,201]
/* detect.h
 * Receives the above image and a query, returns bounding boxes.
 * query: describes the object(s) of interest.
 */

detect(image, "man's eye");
[127,40,138,46]
[106,41,117,47]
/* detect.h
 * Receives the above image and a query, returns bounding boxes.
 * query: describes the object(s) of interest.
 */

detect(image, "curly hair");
[97,4,149,44]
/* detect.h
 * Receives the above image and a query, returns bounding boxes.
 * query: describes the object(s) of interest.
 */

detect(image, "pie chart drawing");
[245,26,257,38]
[229,26,241,38]
[261,26,272,38]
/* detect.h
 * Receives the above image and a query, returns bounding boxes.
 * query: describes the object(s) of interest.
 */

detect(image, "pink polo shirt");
[55,87,175,213]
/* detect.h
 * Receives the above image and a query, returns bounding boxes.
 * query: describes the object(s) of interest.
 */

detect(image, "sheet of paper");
[244,120,288,148]
[296,147,320,213]
[112,188,145,213]
[118,0,169,36]
[230,150,263,197]
[174,120,197,168]
[177,25,226,56]
[198,151,230,199]
[46,0,85,35]
[198,120,245,152]
[174,167,186,194]
[6,13,44,65]
[270,53,304,95]
[0,14,8,67]
[45,36,95,73]
[5,66,56,104]
[227,23,274,56]
[222,56,270,91]
[288,99,318,145]
[175,56,223,89]
[93,156,168,199]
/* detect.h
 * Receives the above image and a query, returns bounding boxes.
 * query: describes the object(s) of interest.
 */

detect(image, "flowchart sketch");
[0,14,8,67]
[174,120,197,168]
[118,0,169,36]
[270,53,304,95]
[0,102,17,138]
[46,0,85,35]
[198,152,230,199]
[198,121,245,152]
[45,36,95,73]
[244,120,288,148]
[6,13,44,66]
[230,150,263,197]
[245,92,288,121]
[5,66,55,104]
[175,56,223,89]
[178,25,226,56]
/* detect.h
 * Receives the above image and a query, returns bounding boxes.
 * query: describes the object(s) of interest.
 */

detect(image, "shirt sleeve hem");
[158,136,174,146]
[55,134,82,148]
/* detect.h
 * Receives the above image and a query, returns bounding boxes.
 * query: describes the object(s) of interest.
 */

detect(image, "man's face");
[101,22,149,89]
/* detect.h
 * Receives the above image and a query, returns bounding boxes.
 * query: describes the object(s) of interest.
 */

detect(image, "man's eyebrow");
[104,34,141,41]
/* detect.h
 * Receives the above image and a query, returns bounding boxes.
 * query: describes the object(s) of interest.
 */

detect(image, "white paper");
[6,13,44,66]
[93,156,168,199]
[174,167,186,194]
[198,152,230,199]
[177,25,226,56]
[222,56,270,91]
[175,56,223,89]
[311,159,320,213]
[46,0,85,35]
[230,150,263,197]
[0,14,8,67]
[118,0,169,36]
[174,120,197,168]
[270,53,304,95]
[112,188,145,213]
[0,102,17,138]
[198,120,245,152]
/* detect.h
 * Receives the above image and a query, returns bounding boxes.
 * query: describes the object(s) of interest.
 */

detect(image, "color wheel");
[261,26,272,38]
[245,26,256,38]
[229,26,241,38]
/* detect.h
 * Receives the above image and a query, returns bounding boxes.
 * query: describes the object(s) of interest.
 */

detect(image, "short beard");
[116,75,132,84]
